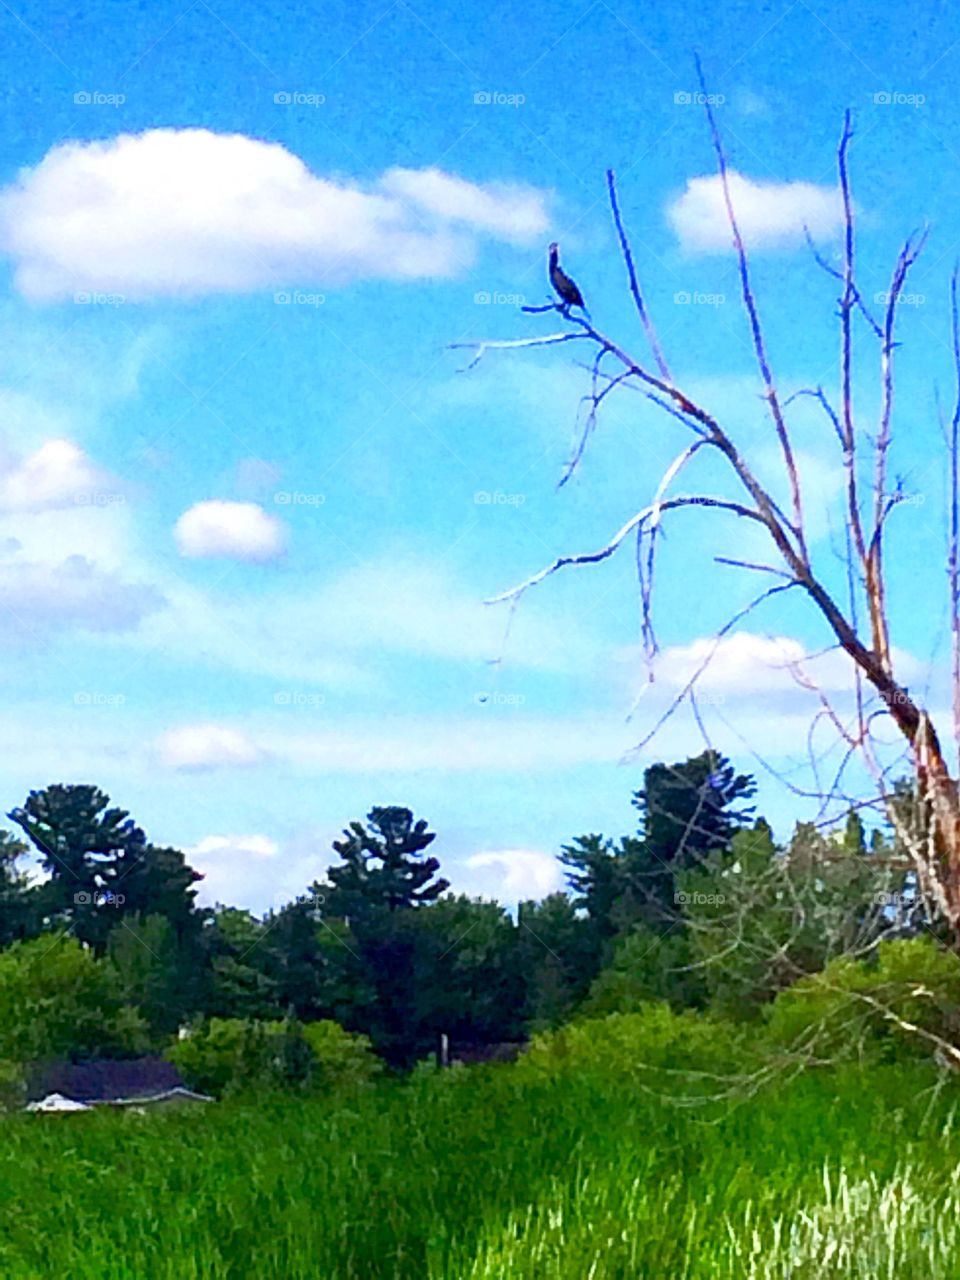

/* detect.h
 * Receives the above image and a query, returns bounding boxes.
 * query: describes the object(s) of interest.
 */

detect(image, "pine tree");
[324,806,448,923]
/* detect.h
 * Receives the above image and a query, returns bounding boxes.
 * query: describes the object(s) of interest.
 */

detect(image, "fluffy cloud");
[175,500,286,562]
[1,129,551,300]
[462,849,563,901]
[186,833,282,910]
[668,171,843,252]
[0,438,114,512]
[648,632,856,696]
[154,723,262,770]
[0,549,162,637]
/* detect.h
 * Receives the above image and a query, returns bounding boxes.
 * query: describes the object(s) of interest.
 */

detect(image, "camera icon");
[874,91,892,104]
[274,92,292,105]
[674,91,692,105]
[274,291,291,305]
[674,291,691,304]
[74,91,92,105]
[73,891,91,904]
[474,291,491,304]
[473,91,492,105]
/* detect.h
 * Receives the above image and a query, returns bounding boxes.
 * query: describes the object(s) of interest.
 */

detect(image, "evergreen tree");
[9,785,148,949]
[324,806,449,923]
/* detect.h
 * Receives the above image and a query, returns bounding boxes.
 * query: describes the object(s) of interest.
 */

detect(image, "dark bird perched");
[548,242,590,318]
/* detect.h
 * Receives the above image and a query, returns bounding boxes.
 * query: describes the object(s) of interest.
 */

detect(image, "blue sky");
[0,0,956,912]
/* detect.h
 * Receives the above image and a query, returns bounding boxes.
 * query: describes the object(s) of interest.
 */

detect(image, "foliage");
[579,924,705,1016]
[300,1019,382,1089]
[764,936,960,1065]
[0,935,147,1066]
[166,1018,315,1097]
[679,816,909,1018]
[168,1016,381,1098]
[518,1001,751,1087]
[324,806,449,923]
[7,786,202,953]
[0,830,35,947]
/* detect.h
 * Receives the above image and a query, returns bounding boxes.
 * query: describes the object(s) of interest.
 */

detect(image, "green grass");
[1,1062,959,1278]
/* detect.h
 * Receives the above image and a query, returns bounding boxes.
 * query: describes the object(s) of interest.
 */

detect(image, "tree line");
[0,751,920,1077]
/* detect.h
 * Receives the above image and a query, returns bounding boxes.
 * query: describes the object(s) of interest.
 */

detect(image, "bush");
[300,1019,382,1089]
[168,1017,381,1098]
[517,1002,751,1092]
[764,936,960,1065]
[0,934,147,1066]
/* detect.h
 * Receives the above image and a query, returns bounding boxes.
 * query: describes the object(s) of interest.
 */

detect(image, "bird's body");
[548,242,589,317]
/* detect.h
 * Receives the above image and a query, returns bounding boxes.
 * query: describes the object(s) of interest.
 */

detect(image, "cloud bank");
[1,129,551,300]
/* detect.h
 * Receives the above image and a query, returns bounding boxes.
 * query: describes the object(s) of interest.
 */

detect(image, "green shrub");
[764,936,960,1065]
[0,934,147,1066]
[300,1019,382,1089]
[517,1002,751,1093]
[168,1017,381,1097]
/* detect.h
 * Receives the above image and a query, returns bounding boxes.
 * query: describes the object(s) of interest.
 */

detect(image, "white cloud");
[186,833,282,911]
[0,438,113,512]
[1,129,551,300]
[462,849,563,901]
[190,833,280,859]
[668,171,843,252]
[649,632,856,695]
[380,168,548,242]
[175,500,286,562]
[154,723,262,771]
[0,548,162,638]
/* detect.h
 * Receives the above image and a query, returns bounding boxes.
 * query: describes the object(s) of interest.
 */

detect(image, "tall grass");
[1,1062,958,1277]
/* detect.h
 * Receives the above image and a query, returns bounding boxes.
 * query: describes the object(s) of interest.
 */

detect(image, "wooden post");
[436,1032,449,1069]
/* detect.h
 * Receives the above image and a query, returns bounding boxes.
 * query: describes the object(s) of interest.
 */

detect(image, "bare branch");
[449,331,589,370]
[695,55,808,564]
[606,168,672,381]
[485,492,767,606]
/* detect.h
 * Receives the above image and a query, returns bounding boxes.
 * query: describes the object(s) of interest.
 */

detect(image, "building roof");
[26,1093,92,1113]
[26,1056,188,1105]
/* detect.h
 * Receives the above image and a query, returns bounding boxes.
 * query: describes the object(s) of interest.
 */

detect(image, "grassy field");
[2,1059,959,1278]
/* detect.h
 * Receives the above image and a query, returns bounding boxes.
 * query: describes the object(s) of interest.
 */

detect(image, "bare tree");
[453,81,960,937]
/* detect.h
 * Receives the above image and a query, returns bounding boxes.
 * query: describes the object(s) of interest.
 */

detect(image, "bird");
[548,242,590,318]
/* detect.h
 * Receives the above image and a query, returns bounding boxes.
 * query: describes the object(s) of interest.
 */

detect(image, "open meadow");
[3,1056,960,1280]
